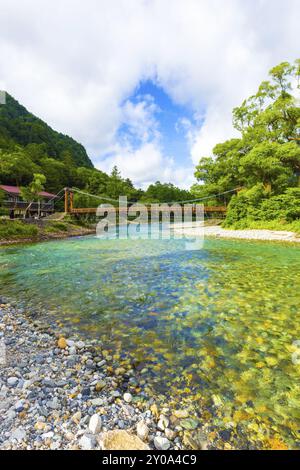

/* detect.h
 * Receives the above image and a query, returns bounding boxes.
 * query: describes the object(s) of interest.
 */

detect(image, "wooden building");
[0,185,57,218]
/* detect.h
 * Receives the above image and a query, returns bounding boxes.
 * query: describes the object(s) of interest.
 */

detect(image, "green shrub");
[258,188,300,221]
[224,186,300,228]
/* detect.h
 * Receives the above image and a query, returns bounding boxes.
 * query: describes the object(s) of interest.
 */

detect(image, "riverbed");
[1,234,300,449]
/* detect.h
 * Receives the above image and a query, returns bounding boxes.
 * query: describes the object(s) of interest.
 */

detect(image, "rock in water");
[88,414,102,434]
[136,420,149,441]
[154,436,171,450]
[123,392,133,403]
[57,337,67,349]
[157,414,169,431]
[95,380,106,392]
[173,409,189,419]
[100,430,149,450]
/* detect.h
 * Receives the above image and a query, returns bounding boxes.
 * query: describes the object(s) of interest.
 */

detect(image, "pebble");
[71,411,82,424]
[165,428,176,440]
[154,436,171,450]
[88,414,102,434]
[157,414,169,431]
[95,380,106,392]
[14,400,24,413]
[79,434,95,450]
[7,377,19,387]
[57,337,67,349]
[11,428,26,442]
[123,392,133,403]
[0,303,192,451]
[136,420,149,441]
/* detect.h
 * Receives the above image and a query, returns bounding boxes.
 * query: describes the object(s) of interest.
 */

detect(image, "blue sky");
[121,80,198,168]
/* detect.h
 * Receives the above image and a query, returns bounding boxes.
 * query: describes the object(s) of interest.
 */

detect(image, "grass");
[0,219,94,242]
[0,220,39,240]
[43,222,69,233]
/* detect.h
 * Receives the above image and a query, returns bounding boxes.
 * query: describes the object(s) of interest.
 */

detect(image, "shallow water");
[1,234,300,448]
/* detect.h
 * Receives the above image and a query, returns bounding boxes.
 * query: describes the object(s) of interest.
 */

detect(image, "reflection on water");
[0,235,300,448]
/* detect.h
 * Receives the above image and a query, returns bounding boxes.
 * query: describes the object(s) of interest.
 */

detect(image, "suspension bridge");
[57,187,243,217]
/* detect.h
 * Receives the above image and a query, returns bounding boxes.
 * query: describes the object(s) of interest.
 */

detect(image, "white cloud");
[0,0,299,187]
[98,141,194,190]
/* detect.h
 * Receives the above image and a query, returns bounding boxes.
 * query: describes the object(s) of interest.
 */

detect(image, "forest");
[0,94,191,207]
[191,60,300,229]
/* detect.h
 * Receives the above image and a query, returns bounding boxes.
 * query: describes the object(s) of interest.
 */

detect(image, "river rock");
[71,411,82,424]
[154,436,171,450]
[57,337,67,349]
[7,377,19,387]
[123,392,132,403]
[79,434,95,450]
[165,428,176,440]
[173,409,189,419]
[95,380,106,392]
[100,430,149,450]
[136,420,149,441]
[157,414,169,431]
[88,414,102,434]
[11,428,26,442]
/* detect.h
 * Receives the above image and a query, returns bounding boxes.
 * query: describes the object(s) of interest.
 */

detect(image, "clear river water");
[0,234,300,448]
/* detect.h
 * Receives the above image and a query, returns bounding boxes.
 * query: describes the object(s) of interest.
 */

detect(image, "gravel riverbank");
[173,223,300,243]
[0,300,209,451]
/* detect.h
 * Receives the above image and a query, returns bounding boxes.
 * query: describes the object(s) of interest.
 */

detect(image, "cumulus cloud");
[0,0,299,187]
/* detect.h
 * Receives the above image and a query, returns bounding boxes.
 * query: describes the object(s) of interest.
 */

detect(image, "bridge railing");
[2,200,55,212]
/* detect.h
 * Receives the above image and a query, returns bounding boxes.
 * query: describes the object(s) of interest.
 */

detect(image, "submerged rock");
[100,430,149,450]
[57,337,67,349]
[123,392,132,403]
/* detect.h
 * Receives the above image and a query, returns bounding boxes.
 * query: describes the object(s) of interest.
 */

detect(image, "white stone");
[136,420,149,441]
[90,398,104,406]
[79,434,95,450]
[88,414,102,434]
[165,428,176,440]
[157,414,169,431]
[11,428,26,442]
[123,392,132,403]
[154,436,171,450]
[41,431,54,439]
[7,377,19,387]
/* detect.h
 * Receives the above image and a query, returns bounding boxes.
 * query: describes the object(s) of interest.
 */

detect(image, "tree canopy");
[192,60,300,225]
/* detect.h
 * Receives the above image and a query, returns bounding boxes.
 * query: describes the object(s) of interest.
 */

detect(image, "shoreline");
[0,299,209,451]
[173,224,300,243]
[1,222,300,246]
[0,226,96,247]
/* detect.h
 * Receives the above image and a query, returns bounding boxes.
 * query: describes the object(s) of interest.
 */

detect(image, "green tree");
[0,149,39,185]
[192,59,300,222]
[20,173,47,218]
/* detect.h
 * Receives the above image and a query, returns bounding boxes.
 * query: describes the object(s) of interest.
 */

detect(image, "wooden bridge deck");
[70,206,227,215]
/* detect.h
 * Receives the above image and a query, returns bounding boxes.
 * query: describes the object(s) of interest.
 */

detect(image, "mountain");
[0,93,93,168]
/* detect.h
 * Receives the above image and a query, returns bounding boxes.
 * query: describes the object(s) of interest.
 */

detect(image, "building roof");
[0,185,57,199]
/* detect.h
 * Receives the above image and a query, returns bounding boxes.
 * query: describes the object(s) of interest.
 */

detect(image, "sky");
[0,0,299,189]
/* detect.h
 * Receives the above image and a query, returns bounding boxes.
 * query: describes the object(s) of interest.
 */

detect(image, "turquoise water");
[1,234,300,448]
